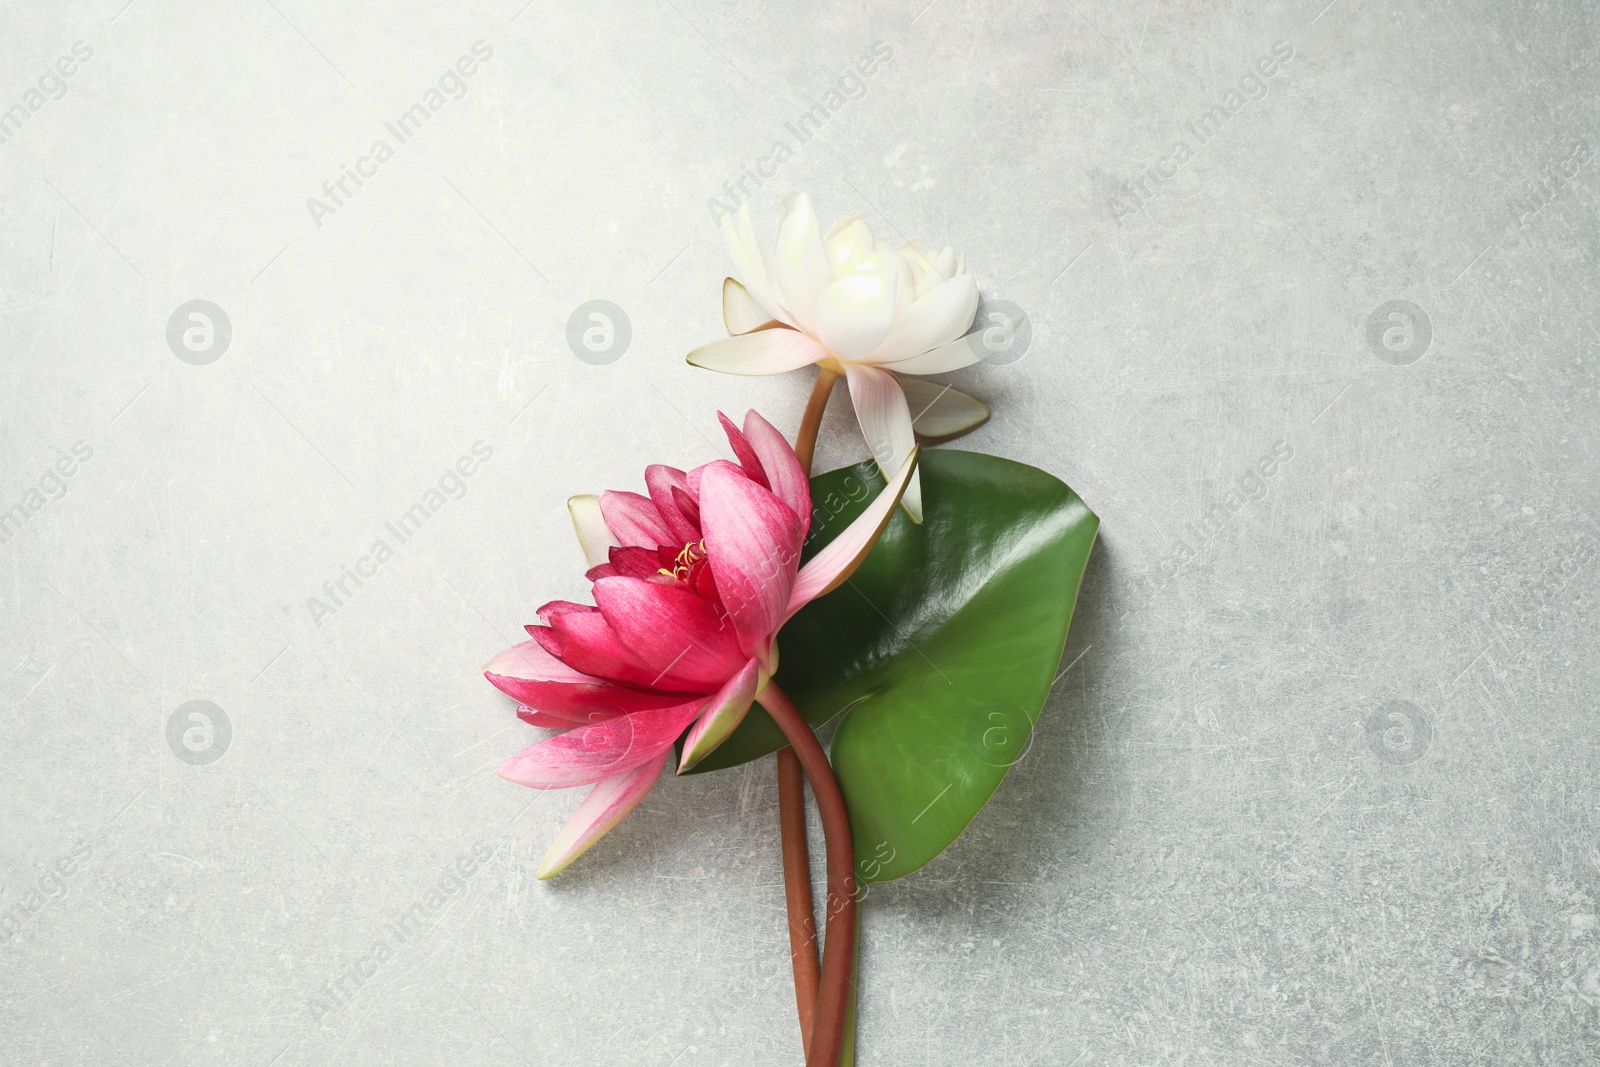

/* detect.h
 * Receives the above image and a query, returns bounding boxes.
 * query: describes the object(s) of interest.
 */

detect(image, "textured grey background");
[3,0,1598,1063]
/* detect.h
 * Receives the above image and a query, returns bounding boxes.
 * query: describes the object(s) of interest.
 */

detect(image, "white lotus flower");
[688,192,992,522]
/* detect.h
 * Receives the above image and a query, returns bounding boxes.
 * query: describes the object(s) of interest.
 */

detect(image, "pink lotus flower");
[486,410,915,878]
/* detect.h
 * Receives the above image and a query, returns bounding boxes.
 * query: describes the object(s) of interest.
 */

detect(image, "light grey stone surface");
[3,0,1599,1063]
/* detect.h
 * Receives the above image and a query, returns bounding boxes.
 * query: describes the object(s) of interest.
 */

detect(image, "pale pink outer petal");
[498,699,702,789]
[599,491,671,548]
[722,278,778,335]
[741,410,811,539]
[844,363,923,522]
[536,748,671,878]
[676,658,761,772]
[863,274,979,364]
[700,461,804,655]
[686,329,828,376]
[568,495,618,568]
[784,446,918,621]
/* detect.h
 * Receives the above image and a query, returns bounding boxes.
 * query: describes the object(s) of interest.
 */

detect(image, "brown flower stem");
[760,682,856,1067]
[777,748,818,1045]
[794,366,838,473]
[779,365,840,1052]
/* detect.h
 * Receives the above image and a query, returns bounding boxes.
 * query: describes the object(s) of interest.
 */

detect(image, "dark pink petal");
[677,658,761,772]
[536,749,672,878]
[545,608,683,691]
[608,546,663,579]
[645,465,698,544]
[584,563,619,580]
[498,699,702,790]
[718,411,771,490]
[699,460,803,655]
[518,705,617,729]
[599,490,672,548]
[670,487,701,531]
[485,639,679,719]
[537,600,593,624]
[742,410,810,539]
[592,576,746,690]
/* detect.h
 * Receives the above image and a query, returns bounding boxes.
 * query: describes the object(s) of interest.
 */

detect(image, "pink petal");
[670,487,701,531]
[485,639,679,719]
[741,410,811,539]
[542,610,682,691]
[686,329,828,376]
[717,412,770,490]
[499,700,701,790]
[785,446,919,621]
[536,600,593,624]
[518,705,616,729]
[699,460,803,655]
[607,546,664,579]
[645,465,698,544]
[600,491,672,549]
[592,576,746,689]
[844,363,923,522]
[677,658,762,772]
[536,749,671,878]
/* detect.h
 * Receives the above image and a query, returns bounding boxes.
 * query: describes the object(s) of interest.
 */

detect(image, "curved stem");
[777,748,818,1045]
[760,682,856,1067]
[778,365,840,1053]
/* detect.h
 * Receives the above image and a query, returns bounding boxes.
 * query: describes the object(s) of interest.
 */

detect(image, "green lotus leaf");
[687,449,1098,883]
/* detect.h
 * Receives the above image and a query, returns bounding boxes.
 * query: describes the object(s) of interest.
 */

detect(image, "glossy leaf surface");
[688,449,1098,882]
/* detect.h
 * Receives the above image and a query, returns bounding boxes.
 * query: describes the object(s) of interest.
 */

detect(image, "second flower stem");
[777,365,841,1054]
[761,681,856,1067]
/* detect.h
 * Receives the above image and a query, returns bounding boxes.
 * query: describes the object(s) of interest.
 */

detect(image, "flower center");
[658,540,706,582]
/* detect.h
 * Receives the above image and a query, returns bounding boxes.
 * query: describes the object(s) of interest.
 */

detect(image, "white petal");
[721,204,789,325]
[722,278,777,335]
[568,494,618,567]
[825,219,876,278]
[899,379,990,438]
[844,363,922,523]
[687,329,828,375]
[864,274,979,363]
[932,246,958,280]
[815,270,898,359]
[879,330,990,374]
[824,212,866,241]
[856,249,916,315]
[771,192,833,334]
